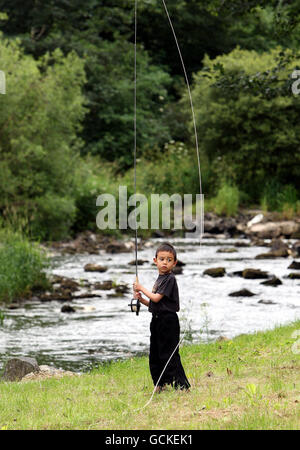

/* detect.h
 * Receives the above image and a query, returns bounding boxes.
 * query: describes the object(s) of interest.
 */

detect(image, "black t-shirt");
[148,272,179,314]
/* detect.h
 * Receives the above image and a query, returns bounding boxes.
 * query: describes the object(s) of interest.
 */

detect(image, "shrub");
[210,182,240,216]
[0,228,50,303]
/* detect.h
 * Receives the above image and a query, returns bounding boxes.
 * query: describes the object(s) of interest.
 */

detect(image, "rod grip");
[133,276,139,299]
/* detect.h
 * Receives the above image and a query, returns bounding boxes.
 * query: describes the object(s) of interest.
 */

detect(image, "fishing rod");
[128,0,204,410]
[128,0,141,317]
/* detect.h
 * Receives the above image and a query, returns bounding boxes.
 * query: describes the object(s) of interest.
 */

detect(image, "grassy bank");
[0,320,299,430]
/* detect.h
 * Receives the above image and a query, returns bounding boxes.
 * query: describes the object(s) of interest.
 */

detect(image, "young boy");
[133,242,190,392]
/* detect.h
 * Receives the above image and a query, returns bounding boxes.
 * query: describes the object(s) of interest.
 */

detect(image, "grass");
[0,320,300,430]
[0,228,50,304]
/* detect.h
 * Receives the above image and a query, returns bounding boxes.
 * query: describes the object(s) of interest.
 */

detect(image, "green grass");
[0,228,50,304]
[0,320,299,430]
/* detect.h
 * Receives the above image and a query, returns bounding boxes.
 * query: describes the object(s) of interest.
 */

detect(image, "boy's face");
[153,251,177,274]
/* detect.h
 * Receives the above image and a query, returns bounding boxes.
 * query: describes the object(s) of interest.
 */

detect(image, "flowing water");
[0,236,299,372]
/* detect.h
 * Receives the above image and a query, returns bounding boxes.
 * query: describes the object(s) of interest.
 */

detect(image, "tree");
[186,47,300,201]
[0,35,86,239]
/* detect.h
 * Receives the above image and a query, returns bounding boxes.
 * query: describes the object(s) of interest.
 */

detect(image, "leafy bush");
[0,228,50,303]
[260,181,299,214]
[209,182,240,217]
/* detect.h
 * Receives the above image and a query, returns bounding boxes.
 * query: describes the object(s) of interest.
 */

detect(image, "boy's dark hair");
[155,242,177,261]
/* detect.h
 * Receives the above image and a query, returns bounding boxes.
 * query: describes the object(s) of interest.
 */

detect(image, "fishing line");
[131,0,204,412]
[134,0,138,281]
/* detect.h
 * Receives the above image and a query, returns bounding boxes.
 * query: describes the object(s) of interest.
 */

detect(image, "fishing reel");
[129,275,141,315]
[128,297,141,316]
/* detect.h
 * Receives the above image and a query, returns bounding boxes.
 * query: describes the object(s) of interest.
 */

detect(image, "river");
[0,236,299,373]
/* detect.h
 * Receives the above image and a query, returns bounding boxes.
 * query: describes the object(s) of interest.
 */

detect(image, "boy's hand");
[133,281,142,292]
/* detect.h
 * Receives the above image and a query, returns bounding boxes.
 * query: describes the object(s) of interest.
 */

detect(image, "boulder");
[291,241,300,257]
[84,263,107,273]
[229,270,244,277]
[2,357,40,381]
[234,242,250,247]
[105,241,131,253]
[258,299,277,305]
[217,247,238,253]
[288,261,300,270]
[247,221,300,239]
[72,292,102,299]
[270,239,289,252]
[128,259,148,266]
[229,289,256,297]
[204,216,238,236]
[287,273,300,280]
[242,269,270,279]
[246,222,280,239]
[203,267,226,277]
[59,278,80,291]
[260,277,282,287]
[93,280,113,290]
[61,304,76,313]
[255,248,288,259]
[8,303,20,309]
[114,283,130,295]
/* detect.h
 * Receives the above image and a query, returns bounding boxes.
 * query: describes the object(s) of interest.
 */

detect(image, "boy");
[133,242,190,392]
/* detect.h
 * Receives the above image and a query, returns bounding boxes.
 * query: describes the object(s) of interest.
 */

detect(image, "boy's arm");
[136,293,150,307]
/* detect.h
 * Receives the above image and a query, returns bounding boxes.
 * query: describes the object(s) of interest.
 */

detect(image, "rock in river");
[229,289,256,297]
[61,304,76,313]
[217,247,238,253]
[260,277,282,287]
[84,263,107,273]
[258,299,277,305]
[203,267,226,277]
[287,273,300,280]
[242,269,270,279]
[288,261,300,270]
[105,241,131,254]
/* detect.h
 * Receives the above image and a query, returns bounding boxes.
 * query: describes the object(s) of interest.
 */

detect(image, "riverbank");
[0,319,299,430]
[1,208,299,307]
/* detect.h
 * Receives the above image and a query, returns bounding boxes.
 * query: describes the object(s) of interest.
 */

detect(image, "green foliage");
[0,228,50,303]
[187,47,300,203]
[72,155,121,234]
[81,40,172,169]
[211,183,240,217]
[1,0,300,237]
[0,36,86,240]
[260,181,299,212]
[0,309,4,326]
[120,140,211,203]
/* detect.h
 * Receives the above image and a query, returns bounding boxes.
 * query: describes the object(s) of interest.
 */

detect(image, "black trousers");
[149,311,190,390]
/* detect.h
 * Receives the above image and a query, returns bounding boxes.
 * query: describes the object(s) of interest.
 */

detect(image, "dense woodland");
[0,0,300,240]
